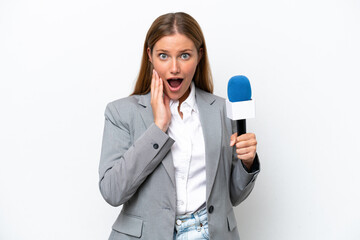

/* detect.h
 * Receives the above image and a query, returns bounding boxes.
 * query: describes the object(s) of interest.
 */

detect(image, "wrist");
[155,121,169,132]
[241,160,252,171]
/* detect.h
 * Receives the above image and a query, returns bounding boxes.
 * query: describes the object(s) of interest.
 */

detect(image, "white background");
[1,0,359,239]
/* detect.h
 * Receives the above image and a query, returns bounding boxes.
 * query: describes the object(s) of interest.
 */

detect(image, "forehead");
[153,33,196,51]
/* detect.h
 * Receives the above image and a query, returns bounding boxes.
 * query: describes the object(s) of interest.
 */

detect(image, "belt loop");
[194,210,201,231]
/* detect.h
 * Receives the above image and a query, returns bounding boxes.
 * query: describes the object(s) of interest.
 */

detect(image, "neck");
[177,87,191,119]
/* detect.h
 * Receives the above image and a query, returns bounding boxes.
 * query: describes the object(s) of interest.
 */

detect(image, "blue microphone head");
[227,75,252,102]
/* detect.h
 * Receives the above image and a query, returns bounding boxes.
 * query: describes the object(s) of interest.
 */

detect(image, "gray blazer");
[99,87,260,240]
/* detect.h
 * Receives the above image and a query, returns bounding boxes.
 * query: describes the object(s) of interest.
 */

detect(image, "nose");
[170,58,180,74]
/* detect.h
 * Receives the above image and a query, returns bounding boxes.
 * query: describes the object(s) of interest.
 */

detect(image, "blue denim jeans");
[173,207,209,240]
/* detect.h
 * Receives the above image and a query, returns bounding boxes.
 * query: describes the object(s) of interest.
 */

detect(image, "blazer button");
[208,205,214,214]
[153,143,159,149]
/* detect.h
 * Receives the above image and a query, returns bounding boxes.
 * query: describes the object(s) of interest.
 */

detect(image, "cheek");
[152,63,166,78]
[184,63,198,77]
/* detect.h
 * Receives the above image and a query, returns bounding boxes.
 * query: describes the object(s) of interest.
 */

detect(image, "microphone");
[226,75,255,136]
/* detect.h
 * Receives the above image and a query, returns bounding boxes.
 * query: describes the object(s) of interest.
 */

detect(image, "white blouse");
[168,82,206,215]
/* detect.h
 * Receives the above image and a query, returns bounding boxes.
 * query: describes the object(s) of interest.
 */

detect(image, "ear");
[147,47,153,63]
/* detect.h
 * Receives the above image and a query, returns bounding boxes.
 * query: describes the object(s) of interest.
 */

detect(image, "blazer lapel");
[137,94,176,187]
[195,88,222,201]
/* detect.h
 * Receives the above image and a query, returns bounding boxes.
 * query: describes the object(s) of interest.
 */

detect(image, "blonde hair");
[132,12,213,95]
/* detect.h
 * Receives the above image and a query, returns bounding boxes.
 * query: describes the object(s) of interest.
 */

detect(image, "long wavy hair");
[131,12,213,95]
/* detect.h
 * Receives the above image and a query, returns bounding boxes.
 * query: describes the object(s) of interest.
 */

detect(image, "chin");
[164,84,189,101]
[166,93,180,101]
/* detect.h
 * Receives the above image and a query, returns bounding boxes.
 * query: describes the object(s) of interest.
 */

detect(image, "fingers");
[163,93,170,108]
[150,69,155,100]
[237,152,256,163]
[151,69,162,104]
[230,133,257,147]
[235,138,257,149]
[232,133,257,161]
[230,133,237,146]
[236,133,256,142]
[236,145,256,156]
[235,133,257,149]
[150,69,171,132]
[158,71,163,102]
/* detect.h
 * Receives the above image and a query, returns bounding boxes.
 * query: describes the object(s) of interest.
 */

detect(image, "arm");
[229,121,260,206]
[99,70,172,207]
[98,102,174,207]
[229,153,260,206]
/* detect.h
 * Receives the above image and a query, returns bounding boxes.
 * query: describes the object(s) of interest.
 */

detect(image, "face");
[148,33,202,104]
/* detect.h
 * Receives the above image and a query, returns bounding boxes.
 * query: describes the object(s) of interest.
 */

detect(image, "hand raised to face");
[150,69,171,132]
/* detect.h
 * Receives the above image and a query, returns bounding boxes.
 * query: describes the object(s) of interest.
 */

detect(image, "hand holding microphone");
[227,75,257,170]
[230,132,257,170]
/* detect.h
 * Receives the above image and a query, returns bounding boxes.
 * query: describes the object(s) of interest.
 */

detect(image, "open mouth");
[167,78,183,91]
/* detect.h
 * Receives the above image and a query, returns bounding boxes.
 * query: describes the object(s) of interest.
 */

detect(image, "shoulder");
[107,95,141,110]
[104,94,148,126]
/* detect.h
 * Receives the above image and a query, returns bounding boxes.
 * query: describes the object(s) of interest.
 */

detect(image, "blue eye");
[159,53,167,60]
[181,53,190,60]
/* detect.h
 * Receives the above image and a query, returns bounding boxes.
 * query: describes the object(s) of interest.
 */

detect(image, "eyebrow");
[155,49,194,52]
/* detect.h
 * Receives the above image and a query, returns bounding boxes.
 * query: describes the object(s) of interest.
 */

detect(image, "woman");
[99,12,260,240]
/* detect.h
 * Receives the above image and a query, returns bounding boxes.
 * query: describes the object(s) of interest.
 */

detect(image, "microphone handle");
[237,119,246,136]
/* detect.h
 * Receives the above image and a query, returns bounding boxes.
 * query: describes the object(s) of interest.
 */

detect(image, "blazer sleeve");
[229,119,260,206]
[99,102,174,207]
